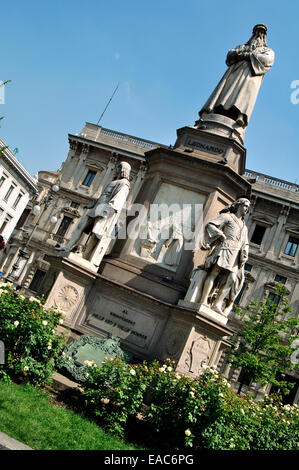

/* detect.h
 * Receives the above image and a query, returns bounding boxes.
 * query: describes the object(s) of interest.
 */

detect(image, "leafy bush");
[83,357,150,437]
[82,357,299,450]
[0,281,66,386]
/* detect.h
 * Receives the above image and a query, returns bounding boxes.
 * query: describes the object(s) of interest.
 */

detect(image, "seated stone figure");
[56,161,131,261]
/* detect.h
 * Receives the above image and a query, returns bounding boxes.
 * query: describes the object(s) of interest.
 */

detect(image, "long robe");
[89,178,130,238]
[200,44,274,126]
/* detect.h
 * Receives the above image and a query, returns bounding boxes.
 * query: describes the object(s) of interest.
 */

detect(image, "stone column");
[267,205,289,260]
[61,141,78,187]
[126,162,147,206]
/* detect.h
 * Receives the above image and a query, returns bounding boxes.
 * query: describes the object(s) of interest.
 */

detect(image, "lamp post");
[5,183,60,284]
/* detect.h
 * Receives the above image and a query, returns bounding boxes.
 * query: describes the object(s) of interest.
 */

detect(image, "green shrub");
[0,281,66,386]
[83,357,150,437]
[82,357,299,450]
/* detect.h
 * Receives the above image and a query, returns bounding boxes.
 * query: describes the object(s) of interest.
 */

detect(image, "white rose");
[130,369,136,376]
[13,320,19,327]
[42,320,48,326]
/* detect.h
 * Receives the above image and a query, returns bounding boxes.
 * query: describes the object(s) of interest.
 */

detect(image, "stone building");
[1,122,298,403]
[0,138,38,241]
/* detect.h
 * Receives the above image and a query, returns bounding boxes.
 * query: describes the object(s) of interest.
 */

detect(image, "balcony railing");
[78,124,165,152]
[244,170,299,193]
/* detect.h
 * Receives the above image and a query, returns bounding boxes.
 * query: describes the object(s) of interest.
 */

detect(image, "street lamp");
[5,183,60,284]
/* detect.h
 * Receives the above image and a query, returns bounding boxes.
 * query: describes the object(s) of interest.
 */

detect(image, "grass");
[0,381,140,450]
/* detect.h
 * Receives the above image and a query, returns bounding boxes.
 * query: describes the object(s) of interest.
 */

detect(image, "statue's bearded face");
[250,30,267,48]
[117,162,131,179]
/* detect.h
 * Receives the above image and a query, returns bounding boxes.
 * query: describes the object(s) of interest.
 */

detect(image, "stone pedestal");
[162,305,233,376]
[195,113,245,145]
[63,252,98,272]
[42,255,233,375]
[178,300,229,326]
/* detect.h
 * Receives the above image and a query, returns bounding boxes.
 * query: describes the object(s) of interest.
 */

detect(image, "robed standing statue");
[199,24,274,128]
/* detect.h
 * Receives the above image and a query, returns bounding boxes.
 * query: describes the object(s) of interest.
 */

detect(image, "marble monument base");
[64,251,98,272]
[42,255,233,377]
[178,299,229,326]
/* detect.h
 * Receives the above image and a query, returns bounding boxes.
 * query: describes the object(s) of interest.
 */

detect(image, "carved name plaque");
[85,295,159,350]
[187,139,225,155]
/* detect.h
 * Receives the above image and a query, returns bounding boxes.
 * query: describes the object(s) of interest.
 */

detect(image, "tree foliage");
[227,284,299,394]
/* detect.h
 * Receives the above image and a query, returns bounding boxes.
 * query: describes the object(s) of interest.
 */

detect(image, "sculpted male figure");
[199,198,250,316]
[57,161,131,257]
[200,24,274,128]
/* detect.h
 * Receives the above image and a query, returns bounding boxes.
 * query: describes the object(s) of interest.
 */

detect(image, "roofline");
[84,122,167,148]
[0,139,38,193]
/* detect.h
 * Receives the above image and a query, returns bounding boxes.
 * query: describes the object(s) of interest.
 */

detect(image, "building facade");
[1,123,298,403]
[0,139,38,241]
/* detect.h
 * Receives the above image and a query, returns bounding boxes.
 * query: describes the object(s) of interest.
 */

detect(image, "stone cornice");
[68,134,145,162]
[145,146,251,192]
[248,252,299,278]
[0,138,38,194]
[250,188,299,208]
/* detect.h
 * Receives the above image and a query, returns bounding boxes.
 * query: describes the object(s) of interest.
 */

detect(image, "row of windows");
[234,268,288,306]
[0,173,24,208]
[251,224,299,257]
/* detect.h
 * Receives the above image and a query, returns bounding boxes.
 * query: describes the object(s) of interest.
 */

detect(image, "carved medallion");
[165,330,185,358]
[55,285,79,311]
[185,335,212,375]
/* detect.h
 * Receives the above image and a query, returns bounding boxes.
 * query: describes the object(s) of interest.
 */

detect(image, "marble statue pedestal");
[42,255,233,377]
[195,113,245,146]
[64,252,98,272]
[178,299,229,326]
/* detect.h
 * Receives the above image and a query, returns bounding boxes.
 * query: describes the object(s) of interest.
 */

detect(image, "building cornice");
[248,252,299,278]
[0,139,38,194]
[68,134,147,161]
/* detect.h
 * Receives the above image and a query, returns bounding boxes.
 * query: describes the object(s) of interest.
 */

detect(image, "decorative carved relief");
[185,335,212,374]
[54,285,79,311]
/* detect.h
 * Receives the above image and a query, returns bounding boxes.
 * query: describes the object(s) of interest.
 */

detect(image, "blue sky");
[0,0,298,182]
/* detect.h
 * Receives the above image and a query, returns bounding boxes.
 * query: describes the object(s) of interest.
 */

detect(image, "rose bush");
[82,357,299,450]
[0,281,66,386]
[82,357,150,436]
